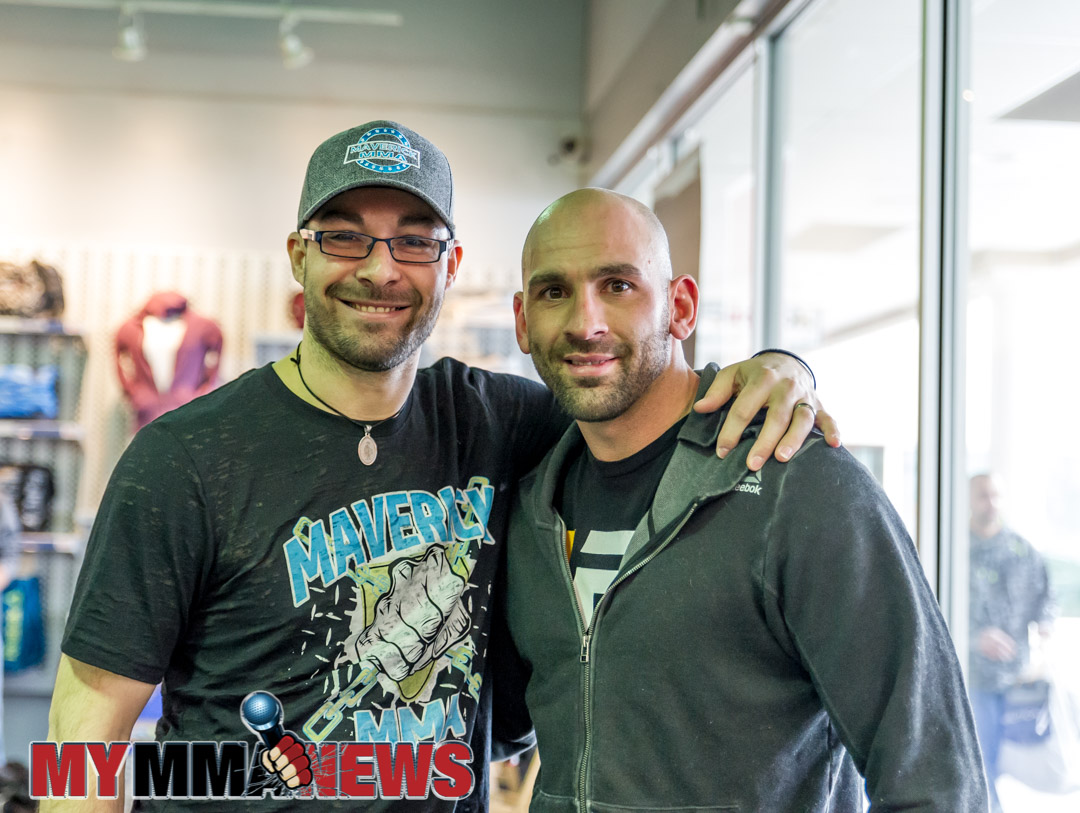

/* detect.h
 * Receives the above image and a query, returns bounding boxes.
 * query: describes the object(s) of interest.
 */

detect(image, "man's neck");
[578,362,700,462]
[971,519,1003,540]
[273,332,417,421]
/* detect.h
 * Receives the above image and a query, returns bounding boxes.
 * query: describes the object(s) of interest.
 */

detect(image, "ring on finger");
[794,402,816,418]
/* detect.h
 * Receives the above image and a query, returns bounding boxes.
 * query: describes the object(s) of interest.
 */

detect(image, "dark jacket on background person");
[969,526,1054,692]
[501,365,989,812]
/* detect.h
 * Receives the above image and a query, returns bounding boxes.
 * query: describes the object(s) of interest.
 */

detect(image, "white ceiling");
[737,0,1080,345]
[5,0,1076,260]
[779,0,1080,259]
[1003,69,1080,123]
[0,0,587,116]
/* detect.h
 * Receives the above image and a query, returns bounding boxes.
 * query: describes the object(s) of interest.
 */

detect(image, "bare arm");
[41,654,156,812]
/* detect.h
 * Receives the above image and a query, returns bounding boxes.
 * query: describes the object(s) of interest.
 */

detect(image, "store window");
[772,0,923,529]
[694,65,757,366]
[962,0,1080,807]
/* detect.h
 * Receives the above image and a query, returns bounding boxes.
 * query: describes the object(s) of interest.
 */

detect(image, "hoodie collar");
[528,363,766,534]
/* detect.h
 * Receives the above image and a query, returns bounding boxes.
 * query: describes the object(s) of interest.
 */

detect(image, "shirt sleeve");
[462,367,570,479]
[62,421,215,684]
[763,445,988,811]
[1035,562,1056,626]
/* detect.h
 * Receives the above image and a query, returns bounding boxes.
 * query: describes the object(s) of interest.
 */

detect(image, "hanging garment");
[115,291,223,429]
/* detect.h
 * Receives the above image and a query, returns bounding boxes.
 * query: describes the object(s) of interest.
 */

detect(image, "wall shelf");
[0,420,84,442]
[19,531,84,555]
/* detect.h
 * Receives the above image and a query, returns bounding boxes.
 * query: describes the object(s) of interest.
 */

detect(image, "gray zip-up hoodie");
[502,365,988,812]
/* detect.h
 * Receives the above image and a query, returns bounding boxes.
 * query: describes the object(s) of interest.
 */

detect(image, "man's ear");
[444,241,464,290]
[669,274,699,340]
[513,292,530,354]
[287,232,307,285]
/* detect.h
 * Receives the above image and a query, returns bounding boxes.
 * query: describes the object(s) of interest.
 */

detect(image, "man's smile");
[335,295,413,319]
[563,353,619,377]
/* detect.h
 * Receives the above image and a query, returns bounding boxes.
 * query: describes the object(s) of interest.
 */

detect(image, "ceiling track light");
[112,3,146,62]
[0,1,404,67]
[278,14,312,70]
[0,1,404,27]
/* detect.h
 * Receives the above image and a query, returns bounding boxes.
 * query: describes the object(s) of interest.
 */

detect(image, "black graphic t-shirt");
[556,417,685,627]
[62,359,568,810]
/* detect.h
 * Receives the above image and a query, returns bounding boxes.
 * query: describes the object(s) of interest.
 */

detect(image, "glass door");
[963,1,1080,808]
[771,0,924,530]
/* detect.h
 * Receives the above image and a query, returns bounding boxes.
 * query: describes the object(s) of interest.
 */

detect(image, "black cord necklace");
[291,343,404,466]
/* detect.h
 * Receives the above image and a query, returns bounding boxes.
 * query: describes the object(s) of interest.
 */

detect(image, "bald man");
[499,188,988,811]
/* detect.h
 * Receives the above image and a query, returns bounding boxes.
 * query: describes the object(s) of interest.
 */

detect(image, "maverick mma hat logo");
[345,127,421,174]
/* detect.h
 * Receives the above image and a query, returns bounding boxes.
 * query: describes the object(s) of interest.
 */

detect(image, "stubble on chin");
[302,285,444,373]
[531,349,631,422]
[530,329,670,423]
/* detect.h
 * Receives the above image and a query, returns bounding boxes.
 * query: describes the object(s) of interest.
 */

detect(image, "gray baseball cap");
[297,120,455,233]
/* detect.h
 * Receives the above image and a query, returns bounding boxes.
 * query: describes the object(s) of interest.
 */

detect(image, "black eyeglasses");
[299,229,452,263]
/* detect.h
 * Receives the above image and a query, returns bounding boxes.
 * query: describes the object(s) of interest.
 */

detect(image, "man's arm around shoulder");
[41,654,156,812]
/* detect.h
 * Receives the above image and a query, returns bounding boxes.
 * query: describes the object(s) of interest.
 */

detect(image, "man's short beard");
[303,282,444,373]
[530,318,671,423]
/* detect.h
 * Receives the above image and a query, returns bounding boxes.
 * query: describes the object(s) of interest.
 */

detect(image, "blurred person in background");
[969,472,1056,812]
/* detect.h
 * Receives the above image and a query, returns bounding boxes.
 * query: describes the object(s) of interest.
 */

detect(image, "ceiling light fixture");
[0,1,404,28]
[0,1,405,65]
[279,15,312,70]
[111,4,146,62]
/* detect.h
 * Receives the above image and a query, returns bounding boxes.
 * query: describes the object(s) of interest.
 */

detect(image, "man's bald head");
[521,188,672,284]
[513,186,698,427]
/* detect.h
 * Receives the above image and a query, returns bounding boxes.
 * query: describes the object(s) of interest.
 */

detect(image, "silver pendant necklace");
[357,430,378,466]
[291,344,404,466]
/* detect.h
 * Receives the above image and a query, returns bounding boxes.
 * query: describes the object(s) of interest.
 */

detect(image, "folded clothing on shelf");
[2,575,46,672]
[0,464,54,532]
[0,364,58,419]
[0,259,65,319]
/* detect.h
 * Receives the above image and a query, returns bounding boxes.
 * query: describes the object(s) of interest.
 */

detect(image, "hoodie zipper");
[561,500,700,813]
[553,515,592,810]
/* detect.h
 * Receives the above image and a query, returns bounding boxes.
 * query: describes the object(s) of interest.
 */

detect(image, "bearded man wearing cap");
[44,121,835,811]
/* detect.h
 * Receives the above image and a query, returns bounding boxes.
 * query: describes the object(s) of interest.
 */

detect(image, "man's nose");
[355,240,402,287]
[564,289,608,341]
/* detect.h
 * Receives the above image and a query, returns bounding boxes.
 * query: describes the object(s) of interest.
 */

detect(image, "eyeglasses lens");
[320,232,441,262]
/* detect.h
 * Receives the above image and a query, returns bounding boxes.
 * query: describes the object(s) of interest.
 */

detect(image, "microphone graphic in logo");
[240,691,285,748]
[240,691,313,791]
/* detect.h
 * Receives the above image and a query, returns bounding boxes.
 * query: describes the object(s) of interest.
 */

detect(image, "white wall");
[585,0,668,111]
[582,0,739,179]
[0,84,581,276]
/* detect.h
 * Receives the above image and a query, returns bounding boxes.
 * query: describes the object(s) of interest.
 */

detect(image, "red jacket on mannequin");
[115,292,223,429]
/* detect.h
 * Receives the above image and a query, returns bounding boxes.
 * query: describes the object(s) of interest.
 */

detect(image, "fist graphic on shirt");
[339,544,471,683]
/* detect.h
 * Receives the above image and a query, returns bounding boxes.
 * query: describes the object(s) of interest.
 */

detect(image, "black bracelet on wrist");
[752,348,816,389]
